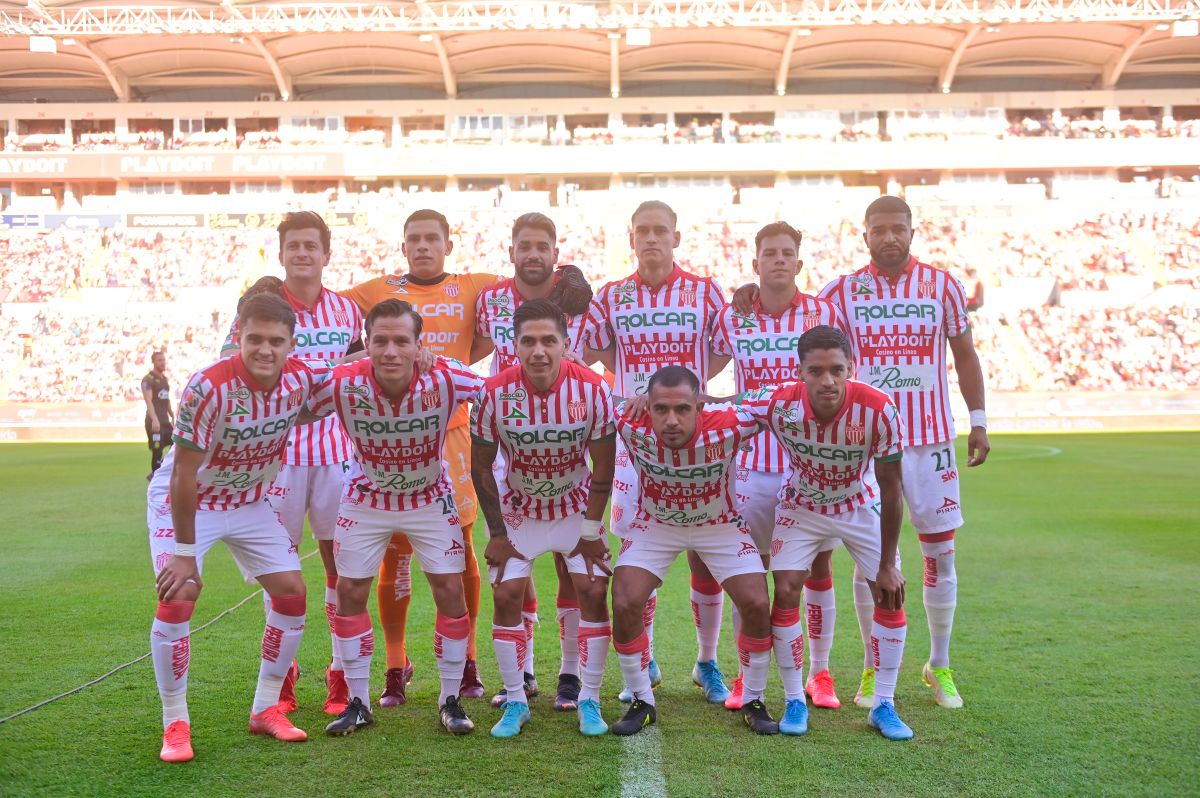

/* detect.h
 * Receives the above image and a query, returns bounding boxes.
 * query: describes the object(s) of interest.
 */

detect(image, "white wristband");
[969,409,987,429]
[579,520,603,541]
[174,543,197,558]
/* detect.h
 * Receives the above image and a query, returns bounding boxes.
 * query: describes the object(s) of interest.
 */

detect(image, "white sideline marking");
[987,444,1063,462]
[619,725,667,798]
[0,551,318,726]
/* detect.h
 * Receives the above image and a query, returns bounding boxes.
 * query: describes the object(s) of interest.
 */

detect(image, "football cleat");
[741,699,780,735]
[248,705,308,742]
[611,699,656,736]
[577,698,608,737]
[854,668,876,708]
[324,697,373,737]
[459,658,486,699]
[868,700,914,741]
[779,698,810,736]
[324,665,349,716]
[379,660,414,708]
[723,673,744,711]
[490,701,530,739]
[922,663,964,708]
[648,658,662,688]
[554,673,581,711]
[159,720,194,763]
[490,672,539,708]
[692,660,731,704]
[439,695,475,735]
[805,669,841,709]
[277,660,300,714]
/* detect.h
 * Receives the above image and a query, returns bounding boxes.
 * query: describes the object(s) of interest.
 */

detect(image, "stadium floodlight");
[1173,19,1199,36]
[29,35,56,53]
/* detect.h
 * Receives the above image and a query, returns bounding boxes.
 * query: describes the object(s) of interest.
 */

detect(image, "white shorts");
[267,462,347,545]
[772,502,888,578]
[334,495,466,580]
[901,442,964,533]
[610,437,639,539]
[616,516,766,585]
[488,513,599,583]
[735,468,842,557]
[147,500,300,580]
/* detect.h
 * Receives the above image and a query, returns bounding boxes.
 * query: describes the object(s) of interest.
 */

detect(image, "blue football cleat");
[691,660,731,704]
[577,698,608,736]
[868,701,914,741]
[490,701,530,739]
[779,698,809,736]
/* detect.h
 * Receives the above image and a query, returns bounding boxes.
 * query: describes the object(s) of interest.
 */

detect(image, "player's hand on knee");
[485,535,526,586]
[569,538,613,582]
[967,427,990,467]
[156,556,202,601]
[873,563,905,610]
[731,282,759,315]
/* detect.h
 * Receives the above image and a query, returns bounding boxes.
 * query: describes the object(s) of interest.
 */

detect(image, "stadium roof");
[2,1,1199,102]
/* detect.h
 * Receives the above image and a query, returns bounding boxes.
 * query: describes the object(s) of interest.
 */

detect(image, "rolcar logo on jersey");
[783,439,865,462]
[852,303,936,323]
[503,427,585,445]
[296,330,352,348]
[221,417,290,443]
[614,311,698,331]
[640,460,724,479]
[495,325,514,344]
[499,388,527,402]
[351,416,439,435]
[412,302,464,319]
[735,336,801,355]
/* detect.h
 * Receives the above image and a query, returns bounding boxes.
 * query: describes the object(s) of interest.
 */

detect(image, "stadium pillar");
[391,116,402,148]
[666,112,675,143]
[1162,106,1174,128]
[63,118,72,144]
[226,118,236,146]
[115,117,127,137]
[446,176,459,192]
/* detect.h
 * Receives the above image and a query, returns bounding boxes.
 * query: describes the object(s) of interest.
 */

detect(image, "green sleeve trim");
[172,436,205,452]
[876,452,903,463]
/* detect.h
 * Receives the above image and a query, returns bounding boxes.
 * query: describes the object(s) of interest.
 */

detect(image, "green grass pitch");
[0,434,1196,797]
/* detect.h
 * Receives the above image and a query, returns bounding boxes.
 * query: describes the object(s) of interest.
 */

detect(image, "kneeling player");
[744,326,912,740]
[471,299,617,738]
[610,367,778,736]
[301,299,484,737]
[151,294,326,762]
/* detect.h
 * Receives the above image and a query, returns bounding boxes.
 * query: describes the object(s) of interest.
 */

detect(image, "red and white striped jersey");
[474,278,591,375]
[614,402,761,526]
[742,380,904,516]
[711,292,849,473]
[472,361,616,521]
[173,355,325,511]
[587,265,726,398]
[219,285,363,467]
[307,356,484,511]
[820,257,970,446]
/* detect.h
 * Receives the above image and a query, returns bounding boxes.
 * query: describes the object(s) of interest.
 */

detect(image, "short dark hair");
[755,221,802,252]
[151,350,164,359]
[864,195,912,225]
[365,298,423,339]
[237,275,283,313]
[631,200,677,229]
[797,325,853,364]
[239,293,296,334]
[513,298,568,337]
[512,212,556,242]
[404,208,450,240]
[648,366,700,396]
[277,210,331,253]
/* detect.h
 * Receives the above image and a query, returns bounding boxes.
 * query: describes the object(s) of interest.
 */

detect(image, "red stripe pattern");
[474,278,591,375]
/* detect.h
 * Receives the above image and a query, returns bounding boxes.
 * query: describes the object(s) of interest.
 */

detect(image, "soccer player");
[819,196,990,708]
[584,200,733,704]
[710,221,859,711]
[150,293,327,763]
[472,212,595,712]
[142,350,174,478]
[742,325,913,740]
[470,298,616,738]
[609,366,778,736]
[219,213,364,716]
[302,299,483,737]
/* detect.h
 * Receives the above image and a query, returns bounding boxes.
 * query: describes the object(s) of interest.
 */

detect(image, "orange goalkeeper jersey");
[342,271,499,429]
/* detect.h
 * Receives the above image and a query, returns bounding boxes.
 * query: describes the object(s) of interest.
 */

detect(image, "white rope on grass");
[0,550,319,726]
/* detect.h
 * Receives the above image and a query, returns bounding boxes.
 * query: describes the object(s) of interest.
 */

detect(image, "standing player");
[472,213,595,712]
[711,221,861,712]
[742,325,913,740]
[219,214,364,716]
[584,200,733,704]
[609,367,778,736]
[150,293,325,762]
[302,299,483,737]
[819,196,990,708]
[342,209,498,702]
[471,299,616,738]
[142,350,174,478]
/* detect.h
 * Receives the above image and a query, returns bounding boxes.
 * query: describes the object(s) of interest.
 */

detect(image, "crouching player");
[151,293,328,762]
[470,299,617,738]
[300,299,484,737]
[743,326,912,740]
[610,366,778,736]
